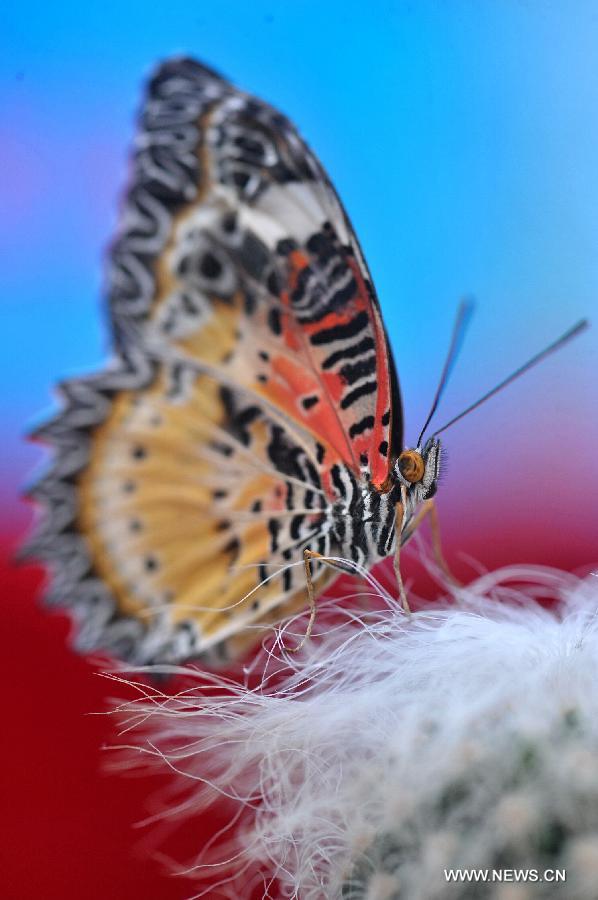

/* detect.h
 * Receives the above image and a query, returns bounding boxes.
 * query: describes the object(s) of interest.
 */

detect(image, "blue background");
[2,0,597,559]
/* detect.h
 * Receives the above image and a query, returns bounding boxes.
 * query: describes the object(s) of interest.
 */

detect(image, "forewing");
[111,58,403,486]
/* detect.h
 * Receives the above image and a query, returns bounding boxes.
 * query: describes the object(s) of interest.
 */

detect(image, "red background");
[3,510,596,900]
[2,526,255,900]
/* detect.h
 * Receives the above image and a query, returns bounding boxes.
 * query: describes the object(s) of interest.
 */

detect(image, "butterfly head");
[395,437,442,504]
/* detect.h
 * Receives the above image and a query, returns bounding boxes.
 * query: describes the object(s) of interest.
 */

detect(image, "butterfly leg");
[402,498,461,588]
[287,549,326,653]
[393,497,412,614]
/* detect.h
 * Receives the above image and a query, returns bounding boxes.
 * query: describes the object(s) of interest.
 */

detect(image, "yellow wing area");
[76,288,335,658]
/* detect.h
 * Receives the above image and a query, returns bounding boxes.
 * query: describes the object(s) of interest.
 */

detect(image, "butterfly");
[27,57,587,665]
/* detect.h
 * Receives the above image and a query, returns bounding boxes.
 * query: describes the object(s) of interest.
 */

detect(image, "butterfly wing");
[27,58,403,663]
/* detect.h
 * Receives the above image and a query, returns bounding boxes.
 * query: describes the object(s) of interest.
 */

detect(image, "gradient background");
[2,2,597,898]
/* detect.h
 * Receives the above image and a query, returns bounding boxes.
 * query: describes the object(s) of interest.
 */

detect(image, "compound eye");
[397,450,425,483]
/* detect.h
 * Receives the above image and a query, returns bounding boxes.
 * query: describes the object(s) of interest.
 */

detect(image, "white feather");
[110,565,598,899]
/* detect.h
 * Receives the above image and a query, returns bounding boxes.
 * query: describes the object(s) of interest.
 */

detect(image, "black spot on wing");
[200,252,222,279]
[349,416,375,438]
[290,515,305,540]
[268,518,281,552]
[322,336,376,370]
[244,289,257,316]
[303,459,320,490]
[340,355,377,386]
[306,230,335,259]
[222,212,237,234]
[309,310,370,346]
[340,380,377,410]
[267,271,281,296]
[232,170,250,191]
[302,395,319,410]
[268,307,282,335]
[285,481,294,511]
[267,425,304,481]
[238,231,270,282]
[331,464,346,498]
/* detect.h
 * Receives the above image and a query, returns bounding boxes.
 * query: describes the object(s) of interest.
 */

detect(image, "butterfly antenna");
[417,298,475,447]
[432,318,589,438]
